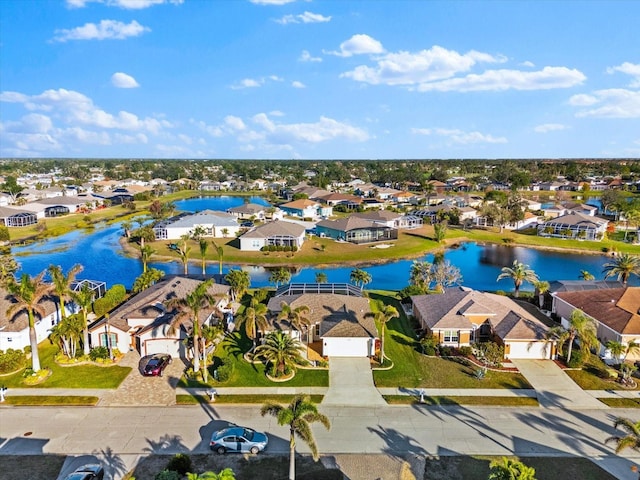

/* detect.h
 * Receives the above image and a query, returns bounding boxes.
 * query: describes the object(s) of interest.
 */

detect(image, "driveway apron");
[321,357,387,406]
[510,359,607,409]
[99,351,184,407]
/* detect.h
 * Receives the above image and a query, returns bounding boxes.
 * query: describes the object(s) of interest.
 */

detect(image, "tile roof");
[555,287,640,335]
[240,220,306,239]
[267,293,376,338]
[227,203,269,214]
[316,216,388,232]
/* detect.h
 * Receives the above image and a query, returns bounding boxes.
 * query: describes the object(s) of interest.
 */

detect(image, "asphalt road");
[2,404,640,479]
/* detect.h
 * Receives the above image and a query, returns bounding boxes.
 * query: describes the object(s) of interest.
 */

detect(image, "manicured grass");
[0,455,67,480]
[563,354,640,391]
[177,332,329,388]
[424,455,618,480]
[0,341,131,388]
[368,293,532,390]
[384,395,539,406]
[598,397,640,407]
[4,395,99,406]
[176,394,324,405]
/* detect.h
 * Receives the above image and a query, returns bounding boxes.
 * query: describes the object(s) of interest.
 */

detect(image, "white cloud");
[412,127,507,144]
[52,20,150,42]
[67,0,183,8]
[415,66,586,92]
[327,34,385,58]
[342,45,506,86]
[607,62,640,88]
[250,0,297,4]
[299,50,322,62]
[291,81,306,88]
[520,61,535,68]
[570,88,640,118]
[276,11,331,24]
[534,123,568,133]
[231,78,262,89]
[111,72,140,88]
[224,115,246,131]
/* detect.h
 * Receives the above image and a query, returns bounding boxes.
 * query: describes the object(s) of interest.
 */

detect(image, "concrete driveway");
[321,357,387,406]
[510,359,607,409]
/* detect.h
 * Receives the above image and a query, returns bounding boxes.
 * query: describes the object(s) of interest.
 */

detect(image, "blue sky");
[1,0,639,160]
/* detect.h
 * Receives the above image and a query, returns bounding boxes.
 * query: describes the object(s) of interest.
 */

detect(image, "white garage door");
[323,337,369,357]
[506,341,549,360]
[145,338,182,358]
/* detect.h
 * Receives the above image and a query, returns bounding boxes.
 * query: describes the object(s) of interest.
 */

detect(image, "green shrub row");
[0,348,27,374]
[93,284,127,317]
[260,245,298,252]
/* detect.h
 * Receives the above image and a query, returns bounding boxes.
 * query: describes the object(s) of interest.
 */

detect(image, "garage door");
[323,338,369,357]
[145,338,182,358]
[506,341,550,359]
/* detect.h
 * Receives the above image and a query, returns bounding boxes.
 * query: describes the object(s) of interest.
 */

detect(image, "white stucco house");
[238,220,307,251]
[88,275,231,358]
[153,210,241,240]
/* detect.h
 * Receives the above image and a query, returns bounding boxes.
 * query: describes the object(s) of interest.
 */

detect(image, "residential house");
[411,287,555,359]
[537,212,608,241]
[280,199,332,220]
[238,220,306,251]
[153,210,240,240]
[0,206,38,227]
[88,275,230,358]
[552,287,640,360]
[315,216,398,244]
[352,210,423,229]
[315,193,363,209]
[227,203,281,222]
[267,283,377,358]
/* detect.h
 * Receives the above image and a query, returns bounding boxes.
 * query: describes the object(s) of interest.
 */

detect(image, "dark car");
[142,354,172,377]
[63,464,104,480]
[240,221,254,228]
[210,426,268,454]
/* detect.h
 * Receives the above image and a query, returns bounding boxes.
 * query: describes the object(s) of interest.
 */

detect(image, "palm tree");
[165,279,216,374]
[121,220,132,238]
[624,340,640,362]
[139,244,155,273]
[606,417,640,453]
[315,272,328,283]
[48,263,83,322]
[423,182,435,206]
[496,260,539,297]
[603,253,640,284]
[198,238,208,275]
[488,457,536,480]
[0,254,19,287]
[350,268,372,288]
[236,302,269,350]
[6,271,50,372]
[561,309,597,364]
[225,269,250,302]
[367,304,399,364]
[254,331,306,378]
[49,313,83,359]
[269,267,291,288]
[211,240,224,275]
[410,260,433,291]
[201,323,223,383]
[579,270,595,281]
[606,340,626,364]
[433,220,447,243]
[534,280,550,308]
[71,282,96,356]
[278,301,311,339]
[176,235,192,275]
[260,395,330,480]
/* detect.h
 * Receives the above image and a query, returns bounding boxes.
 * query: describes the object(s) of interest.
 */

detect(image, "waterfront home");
[0,206,38,227]
[315,192,363,209]
[411,287,555,360]
[238,220,306,251]
[0,286,60,351]
[227,203,281,222]
[552,287,640,360]
[266,283,377,358]
[352,210,423,229]
[316,216,398,244]
[88,275,230,358]
[537,212,608,241]
[153,210,240,240]
[280,199,332,220]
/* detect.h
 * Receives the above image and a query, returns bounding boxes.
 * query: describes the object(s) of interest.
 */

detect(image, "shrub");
[458,346,473,357]
[165,453,192,475]
[0,348,27,374]
[568,350,585,368]
[215,356,233,382]
[89,346,110,361]
[155,470,180,480]
[292,245,298,252]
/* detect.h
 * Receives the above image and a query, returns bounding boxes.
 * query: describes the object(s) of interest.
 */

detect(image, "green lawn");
[4,395,99,406]
[369,292,532,390]
[564,354,640,391]
[384,395,539,406]
[178,331,329,388]
[176,394,324,405]
[1,341,131,388]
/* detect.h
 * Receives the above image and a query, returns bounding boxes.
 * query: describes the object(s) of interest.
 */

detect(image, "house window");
[443,330,459,343]
[99,333,117,348]
[315,324,320,336]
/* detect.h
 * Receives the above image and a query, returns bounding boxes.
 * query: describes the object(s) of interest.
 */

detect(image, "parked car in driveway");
[63,464,104,480]
[210,426,268,454]
[142,354,172,377]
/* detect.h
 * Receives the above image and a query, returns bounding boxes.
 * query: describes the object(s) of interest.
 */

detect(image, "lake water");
[12,196,638,292]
